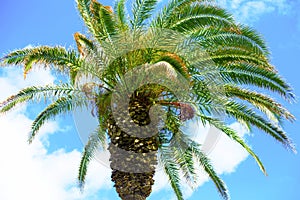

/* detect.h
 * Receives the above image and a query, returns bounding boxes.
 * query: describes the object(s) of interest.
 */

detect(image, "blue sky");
[0,0,299,200]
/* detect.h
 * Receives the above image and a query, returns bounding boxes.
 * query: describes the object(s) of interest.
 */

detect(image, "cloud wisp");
[216,0,292,24]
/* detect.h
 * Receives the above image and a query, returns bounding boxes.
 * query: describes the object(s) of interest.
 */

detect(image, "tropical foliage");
[0,0,295,199]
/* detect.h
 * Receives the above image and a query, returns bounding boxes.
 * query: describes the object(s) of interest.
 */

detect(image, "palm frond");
[204,32,266,56]
[1,46,80,78]
[78,124,107,190]
[159,146,184,200]
[219,67,294,100]
[208,47,270,68]
[199,115,267,175]
[168,126,229,199]
[191,72,229,117]
[0,84,82,113]
[72,32,111,85]
[225,84,295,122]
[77,0,116,43]
[73,32,96,84]
[170,130,197,188]
[151,0,207,28]
[167,4,235,32]
[114,0,129,31]
[189,24,270,56]
[90,0,117,42]
[190,141,229,199]
[239,25,269,56]
[220,62,293,96]
[76,0,96,37]
[222,71,292,100]
[71,54,109,86]
[74,32,96,57]
[131,0,158,29]
[28,95,87,143]
[225,101,295,152]
[153,51,190,79]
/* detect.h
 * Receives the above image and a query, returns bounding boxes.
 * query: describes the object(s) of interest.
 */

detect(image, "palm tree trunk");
[107,94,158,200]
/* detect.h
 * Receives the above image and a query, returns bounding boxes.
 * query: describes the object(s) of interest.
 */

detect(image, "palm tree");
[0,0,296,199]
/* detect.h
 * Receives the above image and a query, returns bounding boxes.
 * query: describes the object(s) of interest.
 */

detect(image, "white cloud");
[209,122,249,174]
[0,67,112,200]
[216,0,292,24]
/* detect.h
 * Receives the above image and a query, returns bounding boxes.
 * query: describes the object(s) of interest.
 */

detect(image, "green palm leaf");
[1,46,80,78]
[131,0,158,29]
[225,101,295,151]
[190,141,229,199]
[159,146,184,200]
[78,125,107,190]
[220,62,293,94]
[220,68,294,100]
[170,130,197,188]
[74,32,96,57]
[90,0,117,41]
[29,95,87,143]
[114,0,129,31]
[0,84,82,113]
[167,4,235,32]
[152,0,210,28]
[199,115,267,175]
[76,0,96,38]
[225,84,295,122]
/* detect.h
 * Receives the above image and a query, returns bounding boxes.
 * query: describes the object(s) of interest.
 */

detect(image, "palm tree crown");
[0,0,296,199]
